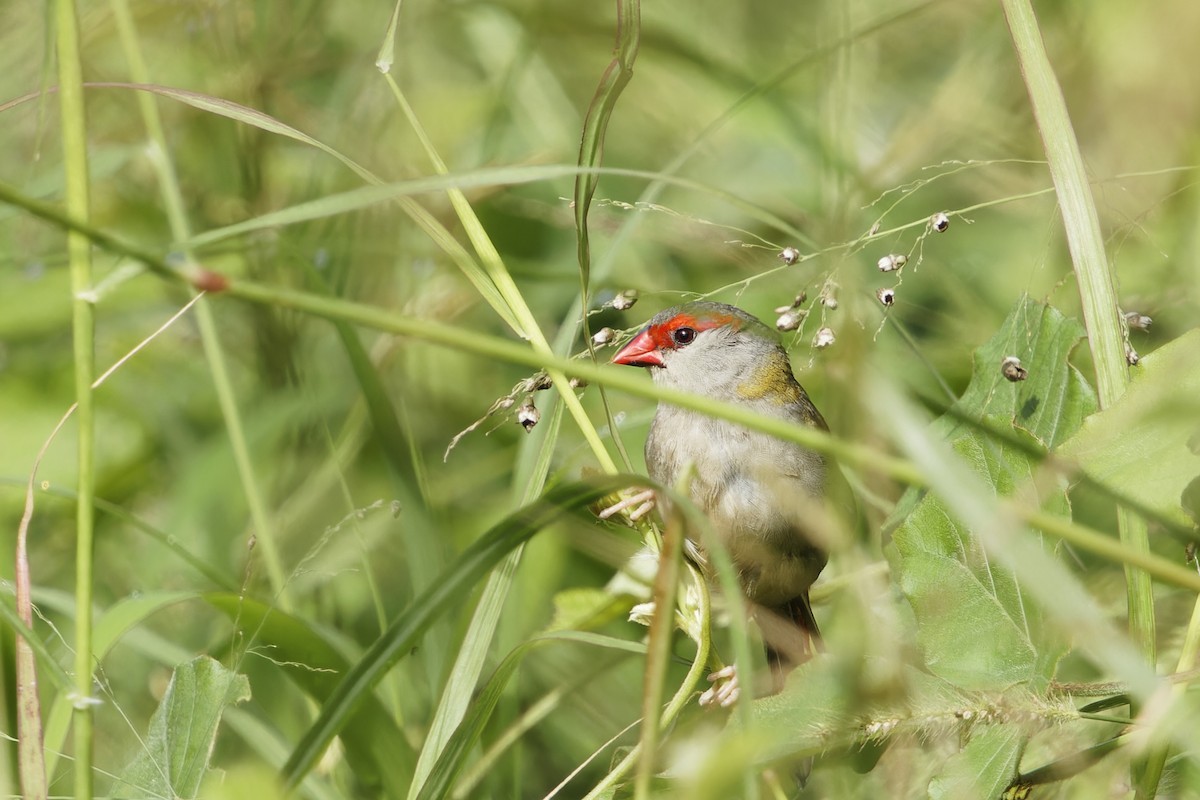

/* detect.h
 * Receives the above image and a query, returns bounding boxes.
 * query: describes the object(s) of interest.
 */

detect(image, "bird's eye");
[672,327,696,346]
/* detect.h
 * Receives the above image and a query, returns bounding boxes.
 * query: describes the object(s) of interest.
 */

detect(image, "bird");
[609,300,829,705]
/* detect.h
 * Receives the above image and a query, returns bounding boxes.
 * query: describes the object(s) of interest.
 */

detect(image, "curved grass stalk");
[999,2,1156,794]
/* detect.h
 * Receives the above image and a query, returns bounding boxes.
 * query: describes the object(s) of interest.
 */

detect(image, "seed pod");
[774,291,808,314]
[778,246,801,265]
[592,327,617,346]
[1001,356,1027,382]
[517,396,540,431]
[569,376,588,389]
[1124,311,1152,331]
[931,211,950,232]
[776,309,805,332]
[820,281,839,309]
[1126,344,1141,366]
[877,287,896,306]
[813,327,836,348]
[611,290,639,311]
[877,253,907,272]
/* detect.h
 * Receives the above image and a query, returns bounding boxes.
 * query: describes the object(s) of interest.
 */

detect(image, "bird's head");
[611,301,794,399]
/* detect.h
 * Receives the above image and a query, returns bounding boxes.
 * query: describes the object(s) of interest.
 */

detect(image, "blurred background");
[0,0,1197,796]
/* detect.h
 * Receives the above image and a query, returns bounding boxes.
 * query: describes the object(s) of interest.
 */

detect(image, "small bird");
[610,300,829,703]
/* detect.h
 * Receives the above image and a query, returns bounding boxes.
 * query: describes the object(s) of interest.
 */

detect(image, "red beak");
[611,329,663,367]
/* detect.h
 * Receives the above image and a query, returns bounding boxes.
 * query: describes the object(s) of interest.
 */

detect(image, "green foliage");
[2,1,1199,799]
[112,656,250,799]
[1062,329,1200,526]
[891,297,1093,693]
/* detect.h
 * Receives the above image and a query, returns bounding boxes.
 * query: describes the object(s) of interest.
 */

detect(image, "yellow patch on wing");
[736,359,801,404]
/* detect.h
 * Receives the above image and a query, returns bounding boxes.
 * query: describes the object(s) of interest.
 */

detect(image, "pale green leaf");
[929,724,1023,800]
[890,297,1092,691]
[113,656,250,799]
[947,295,1097,448]
[1060,328,1200,525]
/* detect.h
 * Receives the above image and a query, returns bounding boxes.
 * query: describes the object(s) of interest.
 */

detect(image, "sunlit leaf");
[1061,328,1200,526]
[889,297,1094,691]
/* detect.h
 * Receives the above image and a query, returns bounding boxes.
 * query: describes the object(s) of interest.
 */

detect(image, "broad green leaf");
[889,297,1093,691]
[928,724,1023,800]
[113,656,250,799]
[1060,328,1200,526]
[893,428,1067,691]
[949,294,1097,448]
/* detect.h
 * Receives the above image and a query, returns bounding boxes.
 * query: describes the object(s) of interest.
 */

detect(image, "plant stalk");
[55,0,95,797]
[999,2,1157,793]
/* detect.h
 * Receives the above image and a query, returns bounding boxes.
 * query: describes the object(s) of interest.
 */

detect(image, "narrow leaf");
[205,593,414,797]
[282,476,632,789]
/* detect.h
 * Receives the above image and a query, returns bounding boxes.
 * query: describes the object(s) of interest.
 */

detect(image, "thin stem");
[634,477,685,799]
[108,0,290,606]
[55,0,95,797]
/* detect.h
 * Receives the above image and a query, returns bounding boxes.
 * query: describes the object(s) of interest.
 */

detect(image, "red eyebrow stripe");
[647,311,740,349]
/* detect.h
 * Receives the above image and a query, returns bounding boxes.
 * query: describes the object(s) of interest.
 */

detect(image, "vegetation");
[1,0,1198,798]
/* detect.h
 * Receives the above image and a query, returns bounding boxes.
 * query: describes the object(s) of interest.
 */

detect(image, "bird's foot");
[698,665,740,709]
[597,488,656,523]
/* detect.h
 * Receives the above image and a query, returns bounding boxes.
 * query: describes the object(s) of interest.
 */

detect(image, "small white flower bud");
[517,397,540,431]
[778,246,801,265]
[877,287,896,306]
[1001,356,1027,382]
[931,211,950,232]
[877,253,907,272]
[776,309,805,331]
[611,290,639,311]
[569,376,588,389]
[1124,311,1152,331]
[813,327,836,348]
[592,327,617,346]
[1126,344,1140,366]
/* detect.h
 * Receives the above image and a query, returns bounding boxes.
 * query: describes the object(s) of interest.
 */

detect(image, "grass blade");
[281,476,632,789]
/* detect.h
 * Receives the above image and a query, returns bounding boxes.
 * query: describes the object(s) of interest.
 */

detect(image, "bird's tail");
[761,592,821,680]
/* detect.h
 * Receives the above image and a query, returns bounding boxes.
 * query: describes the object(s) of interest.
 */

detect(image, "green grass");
[2,1,1199,798]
